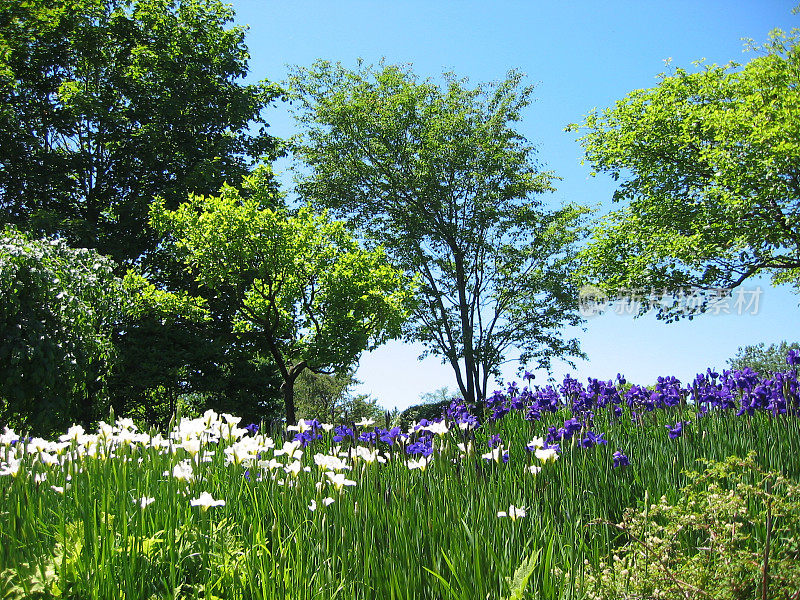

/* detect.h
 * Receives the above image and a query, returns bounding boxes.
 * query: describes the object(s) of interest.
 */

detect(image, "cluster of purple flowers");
[612,450,630,468]
[293,419,323,447]
[377,427,403,445]
[498,357,799,425]
[542,415,608,450]
[666,421,688,439]
[252,353,797,476]
[429,351,798,471]
[445,399,480,429]
[333,425,354,443]
[691,366,800,417]
[406,435,433,457]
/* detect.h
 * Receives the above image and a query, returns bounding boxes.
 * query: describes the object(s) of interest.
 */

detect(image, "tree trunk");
[281,361,308,425]
[281,379,297,426]
[453,252,477,407]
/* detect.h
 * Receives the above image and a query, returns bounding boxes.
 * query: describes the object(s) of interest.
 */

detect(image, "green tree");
[150,184,414,424]
[109,169,285,426]
[294,370,386,424]
[294,370,351,423]
[570,28,800,320]
[0,0,280,266]
[287,62,586,407]
[419,386,454,405]
[0,0,287,423]
[0,227,124,433]
[727,341,800,375]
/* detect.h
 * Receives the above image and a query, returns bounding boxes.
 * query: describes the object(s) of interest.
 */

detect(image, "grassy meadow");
[1,364,799,599]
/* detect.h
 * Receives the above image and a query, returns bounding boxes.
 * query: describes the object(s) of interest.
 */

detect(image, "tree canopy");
[294,370,384,424]
[0,0,292,428]
[151,182,414,424]
[571,29,800,319]
[0,0,280,266]
[287,61,586,406]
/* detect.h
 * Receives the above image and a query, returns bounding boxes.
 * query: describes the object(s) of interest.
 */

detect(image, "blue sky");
[230,0,800,410]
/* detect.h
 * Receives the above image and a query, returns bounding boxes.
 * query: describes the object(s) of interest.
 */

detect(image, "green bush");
[397,399,451,430]
[582,453,800,600]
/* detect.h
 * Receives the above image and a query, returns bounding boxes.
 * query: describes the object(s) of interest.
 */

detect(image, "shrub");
[582,452,800,600]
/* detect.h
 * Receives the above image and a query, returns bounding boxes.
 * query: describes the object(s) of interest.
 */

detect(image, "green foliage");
[504,550,541,600]
[294,370,385,424]
[398,399,451,430]
[419,386,455,405]
[150,182,414,423]
[727,341,800,376]
[0,0,280,266]
[0,227,125,433]
[0,0,287,427]
[116,173,285,424]
[113,269,285,428]
[582,453,800,600]
[288,61,586,406]
[2,390,800,598]
[572,29,800,319]
[122,270,209,323]
[293,369,354,422]
[4,397,800,598]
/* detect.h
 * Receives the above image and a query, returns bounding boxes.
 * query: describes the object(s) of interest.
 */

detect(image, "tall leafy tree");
[0,0,280,266]
[150,184,414,424]
[570,29,800,319]
[287,62,586,406]
[110,168,285,425]
[0,0,286,421]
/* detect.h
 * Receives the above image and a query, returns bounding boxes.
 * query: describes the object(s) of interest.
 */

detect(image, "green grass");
[0,405,798,599]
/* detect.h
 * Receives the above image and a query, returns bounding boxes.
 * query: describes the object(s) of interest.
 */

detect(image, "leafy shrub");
[0,227,124,434]
[397,399,451,430]
[582,453,800,599]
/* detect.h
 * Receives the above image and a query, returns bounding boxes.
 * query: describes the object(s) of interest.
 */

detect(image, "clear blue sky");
[230,0,800,411]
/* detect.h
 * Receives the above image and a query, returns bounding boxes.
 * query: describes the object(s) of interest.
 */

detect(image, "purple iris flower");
[378,427,403,445]
[580,431,607,448]
[244,423,259,435]
[666,421,686,439]
[358,431,377,444]
[333,425,354,443]
[525,407,542,421]
[488,434,503,448]
[612,450,630,468]
[406,435,433,457]
[293,428,322,447]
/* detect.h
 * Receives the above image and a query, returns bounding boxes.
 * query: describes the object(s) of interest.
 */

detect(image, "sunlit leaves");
[151,183,414,423]
[572,29,800,316]
[0,227,125,433]
[0,0,280,265]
